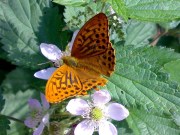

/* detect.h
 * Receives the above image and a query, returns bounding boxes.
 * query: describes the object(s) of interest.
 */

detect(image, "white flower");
[34,30,79,80]
[66,90,129,135]
[109,6,123,24]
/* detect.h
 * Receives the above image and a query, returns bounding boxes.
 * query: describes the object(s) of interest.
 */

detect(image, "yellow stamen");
[90,107,103,121]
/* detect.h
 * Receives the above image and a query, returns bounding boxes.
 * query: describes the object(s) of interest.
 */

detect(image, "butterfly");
[45,13,115,103]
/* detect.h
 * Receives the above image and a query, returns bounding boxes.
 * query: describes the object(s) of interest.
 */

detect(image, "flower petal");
[92,90,111,105]
[74,120,94,135]
[66,98,89,115]
[40,43,62,61]
[99,121,117,135]
[68,30,79,51]
[28,99,42,111]
[34,67,56,80]
[42,114,49,125]
[33,121,45,135]
[40,93,50,110]
[24,117,39,128]
[106,103,129,121]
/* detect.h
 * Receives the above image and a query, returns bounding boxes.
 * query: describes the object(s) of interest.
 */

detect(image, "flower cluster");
[24,93,50,135]
[66,90,129,135]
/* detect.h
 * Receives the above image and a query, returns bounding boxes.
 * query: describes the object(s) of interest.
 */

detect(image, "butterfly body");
[45,13,115,103]
[62,56,102,75]
[62,56,78,68]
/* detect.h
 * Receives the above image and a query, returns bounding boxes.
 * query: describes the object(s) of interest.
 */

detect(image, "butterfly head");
[62,56,78,68]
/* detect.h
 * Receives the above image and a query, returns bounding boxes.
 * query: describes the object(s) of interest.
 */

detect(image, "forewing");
[45,65,82,103]
[78,42,115,77]
[71,13,109,58]
[96,42,115,76]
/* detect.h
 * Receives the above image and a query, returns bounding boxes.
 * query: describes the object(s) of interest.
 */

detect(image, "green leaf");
[1,89,38,135]
[0,43,7,60]
[53,0,90,6]
[159,21,180,30]
[0,89,10,135]
[64,6,86,30]
[125,20,157,47]
[127,108,180,135]
[163,59,180,84]
[0,115,10,135]
[113,120,134,135]
[1,67,46,93]
[106,45,180,114]
[0,0,65,69]
[0,89,5,112]
[138,46,180,67]
[172,112,180,126]
[1,68,35,93]
[108,0,129,21]
[108,0,180,22]
[64,1,105,30]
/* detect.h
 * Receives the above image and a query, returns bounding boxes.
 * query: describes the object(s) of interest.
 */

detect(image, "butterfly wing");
[45,65,83,103]
[46,64,108,103]
[74,67,108,96]
[78,42,115,77]
[77,77,107,96]
[71,13,115,77]
[71,13,109,58]
[46,13,115,103]
[91,42,115,77]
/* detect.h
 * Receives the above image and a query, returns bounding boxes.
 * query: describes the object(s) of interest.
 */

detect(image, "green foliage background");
[0,0,179,135]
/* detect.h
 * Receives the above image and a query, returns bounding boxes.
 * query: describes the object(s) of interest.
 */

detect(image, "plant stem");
[0,114,24,123]
[150,28,167,46]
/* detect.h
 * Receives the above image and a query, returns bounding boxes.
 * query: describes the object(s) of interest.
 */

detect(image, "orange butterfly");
[46,13,115,103]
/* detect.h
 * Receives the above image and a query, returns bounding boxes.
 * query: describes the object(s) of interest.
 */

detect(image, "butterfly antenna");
[37,61,52,66]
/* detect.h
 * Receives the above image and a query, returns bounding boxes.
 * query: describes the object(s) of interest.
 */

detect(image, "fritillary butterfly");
[46,13,115,103]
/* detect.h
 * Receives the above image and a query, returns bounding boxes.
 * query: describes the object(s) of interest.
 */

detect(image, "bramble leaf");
[125,20,157,47]
[163,59,180,84]
[0,89,5,112]
[64,1,106,30]
[53,0,90,6]
[0,115,10,135]
[0,89,10,135]
[108,0,180,22]
[0,0,66,69]
[127,108,180,135]
[106,45,180,114]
